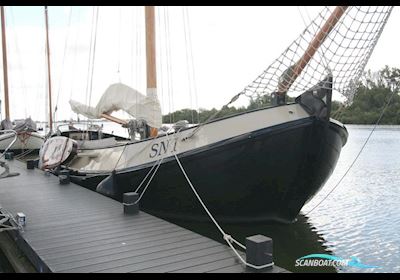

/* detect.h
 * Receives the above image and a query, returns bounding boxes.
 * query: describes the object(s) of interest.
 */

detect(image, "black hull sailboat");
[39,6,391,225]
[69,109,347,224]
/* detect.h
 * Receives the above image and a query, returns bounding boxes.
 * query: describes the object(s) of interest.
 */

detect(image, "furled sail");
[69,83,162,128]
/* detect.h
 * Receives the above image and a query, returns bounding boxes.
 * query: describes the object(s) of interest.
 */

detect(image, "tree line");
[163,66,400,125]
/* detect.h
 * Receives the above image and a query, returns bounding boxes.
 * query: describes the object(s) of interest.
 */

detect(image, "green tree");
[163,66,400,125]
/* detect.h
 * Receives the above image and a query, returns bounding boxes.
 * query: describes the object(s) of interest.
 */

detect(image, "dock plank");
[0,159,288,273]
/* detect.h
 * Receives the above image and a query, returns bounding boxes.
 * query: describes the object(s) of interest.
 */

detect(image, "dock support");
[4,152,13,160]
[245,235,273,271]
[26,160,37,170]
[58,170,70,185]
[123,192,139,215]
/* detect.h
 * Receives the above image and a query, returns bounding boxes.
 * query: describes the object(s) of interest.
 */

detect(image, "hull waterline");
[67,115,347,224]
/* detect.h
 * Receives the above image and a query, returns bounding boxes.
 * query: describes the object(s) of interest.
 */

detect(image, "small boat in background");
[0,118,44,152]
[0,7,44,154]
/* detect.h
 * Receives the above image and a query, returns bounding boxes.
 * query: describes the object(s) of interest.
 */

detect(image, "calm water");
[301,125,400,273]
[170,125,400,273]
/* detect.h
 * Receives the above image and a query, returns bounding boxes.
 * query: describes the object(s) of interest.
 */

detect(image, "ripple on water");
[303,126,400,273]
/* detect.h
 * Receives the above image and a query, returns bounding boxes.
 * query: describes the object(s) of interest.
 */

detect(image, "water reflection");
[0,247,14,273]
[167,214,336,273]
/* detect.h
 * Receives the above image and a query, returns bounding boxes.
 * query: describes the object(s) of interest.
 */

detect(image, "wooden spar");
[98,7,158,135]
[145,6,158,137]
[145,6,157,90]
[1,6,10,120]
[277,6,349,95]
[44,6,53,132]
[100,113,127,125]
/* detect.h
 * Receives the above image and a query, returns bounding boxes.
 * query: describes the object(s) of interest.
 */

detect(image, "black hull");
[69,116,347,224]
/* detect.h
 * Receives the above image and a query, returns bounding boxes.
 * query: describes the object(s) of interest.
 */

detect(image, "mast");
[145,6,157,91]
[145,6,158,137]
[1,6,10,120]
[44,6,53,133]
[277,6,349,97]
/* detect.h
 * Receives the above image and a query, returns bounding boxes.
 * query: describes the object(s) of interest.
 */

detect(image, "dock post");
[123,192,139,215]
[26,160,37,170]
[4,152,13,160]
[245,235,273,272]
[59,170,70,185]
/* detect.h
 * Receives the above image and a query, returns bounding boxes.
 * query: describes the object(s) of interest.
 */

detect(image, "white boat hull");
[0,131,44,151]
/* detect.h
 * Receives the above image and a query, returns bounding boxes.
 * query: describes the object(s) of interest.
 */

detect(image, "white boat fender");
[39,136,77,170]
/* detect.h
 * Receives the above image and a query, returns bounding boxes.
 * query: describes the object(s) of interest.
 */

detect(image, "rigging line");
[84,7,96,111]
[161,7,170,123]
[117,6,122,82]
[9,7,28,118]
[88,6,99,109]
[134,7,141,117]
[55,6,73,116]
[182,6,194,124]
[184,6,200,124]
[304,81,398,216]
[167,130,273,270]
[130,7,134,87]
[164,7,172,124]
[156,6,165,120]
[298,6,330,79]
[69,7,81,101]
[131,127,179,204]
[165,7,175,123]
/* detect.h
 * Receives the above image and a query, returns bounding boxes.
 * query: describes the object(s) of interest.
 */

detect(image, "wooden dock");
[0,159,288,273]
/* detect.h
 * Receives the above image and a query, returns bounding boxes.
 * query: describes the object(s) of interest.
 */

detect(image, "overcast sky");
[1,6,399,122]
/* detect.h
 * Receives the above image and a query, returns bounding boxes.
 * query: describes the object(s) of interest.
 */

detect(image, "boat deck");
[0,159,288,273]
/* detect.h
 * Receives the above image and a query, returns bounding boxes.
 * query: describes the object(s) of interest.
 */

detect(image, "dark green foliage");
[331,66,400,124]
[163,66,400,125]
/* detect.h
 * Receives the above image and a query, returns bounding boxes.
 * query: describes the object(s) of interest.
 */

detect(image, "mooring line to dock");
[304,82,398,216]
[130,126,274,270]
[164,129,274,270]
[172,151,274,270]
[0,207,21,233]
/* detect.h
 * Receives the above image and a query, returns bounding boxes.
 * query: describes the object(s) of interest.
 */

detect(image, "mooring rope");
[0,208,21,233]
[171,145,274,270]
[161,129,273,270]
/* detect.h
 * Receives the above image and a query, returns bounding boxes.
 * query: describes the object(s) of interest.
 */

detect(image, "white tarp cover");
[69,83,162,128]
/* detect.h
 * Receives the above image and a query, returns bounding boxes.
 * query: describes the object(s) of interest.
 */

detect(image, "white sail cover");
[69,83,162,128]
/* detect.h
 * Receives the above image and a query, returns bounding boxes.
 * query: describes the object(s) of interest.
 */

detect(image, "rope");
[0,208,21,233]
[304,82,398,216]
[88,6,99,109]
[119,123,273,269]
[54,6,73,118]
[129,128,272,270]
[170,138,274,269]
[14,149,36,160]
[182,7,194,124]
[116,6,122,82]
[183,92,242,141]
